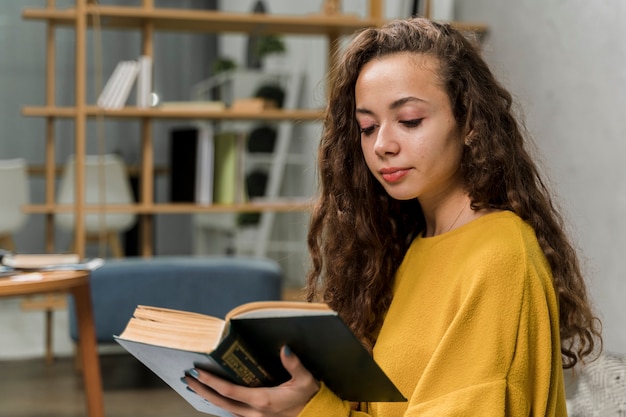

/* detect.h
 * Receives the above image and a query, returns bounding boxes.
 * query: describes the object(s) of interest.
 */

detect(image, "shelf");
[23,0,488,260]
[22,6,382,35]
[22,106,324,121]
[22,6,488,37]
[27,165,169,177]
[22,200,312,215]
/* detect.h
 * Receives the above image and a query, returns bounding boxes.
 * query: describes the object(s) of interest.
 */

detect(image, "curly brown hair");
[306,17,601,369]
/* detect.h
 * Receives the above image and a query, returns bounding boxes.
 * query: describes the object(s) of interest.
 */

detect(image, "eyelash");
[360,126,376,136]
[359,119,423,136]
[401,119,423,128]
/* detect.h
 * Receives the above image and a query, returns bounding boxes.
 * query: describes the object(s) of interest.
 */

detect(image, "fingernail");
[187,368,199,378]
[284,345,292,356]
[186,386,196,394]
[180,376,188,385]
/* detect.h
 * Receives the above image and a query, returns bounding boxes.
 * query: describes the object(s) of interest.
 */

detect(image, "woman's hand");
[184,346,320,417]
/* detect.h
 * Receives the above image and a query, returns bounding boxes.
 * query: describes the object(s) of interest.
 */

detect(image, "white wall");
[456,0,626,354]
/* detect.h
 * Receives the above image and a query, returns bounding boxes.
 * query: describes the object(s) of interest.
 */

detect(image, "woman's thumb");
[280,345,310,380]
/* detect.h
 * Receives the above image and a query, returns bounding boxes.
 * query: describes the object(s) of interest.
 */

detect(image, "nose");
[373,123,399,157]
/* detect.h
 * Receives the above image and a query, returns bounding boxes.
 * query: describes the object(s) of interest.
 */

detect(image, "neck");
[423,195,471,237]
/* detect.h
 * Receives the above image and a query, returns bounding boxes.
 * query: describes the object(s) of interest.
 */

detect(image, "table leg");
[71,282,105,417]
[45,308,54,364]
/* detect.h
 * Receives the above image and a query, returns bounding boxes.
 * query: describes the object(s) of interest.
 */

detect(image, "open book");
[115,301,405,416]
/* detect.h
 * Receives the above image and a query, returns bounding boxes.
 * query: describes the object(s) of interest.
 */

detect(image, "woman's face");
[356,52,465,208]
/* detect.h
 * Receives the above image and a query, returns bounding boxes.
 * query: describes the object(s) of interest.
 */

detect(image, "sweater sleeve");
[395,235,562,416]
[298,383,370,417]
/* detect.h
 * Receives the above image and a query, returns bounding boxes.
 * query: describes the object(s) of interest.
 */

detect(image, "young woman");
[185,17,602,416]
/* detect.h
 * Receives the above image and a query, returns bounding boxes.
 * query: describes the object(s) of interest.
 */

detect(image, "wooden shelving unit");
[21,106,324,121]
[21,0,487,257]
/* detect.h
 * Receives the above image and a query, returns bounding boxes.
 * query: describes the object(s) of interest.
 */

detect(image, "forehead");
[358,52,440,79]
[355,53,445,103]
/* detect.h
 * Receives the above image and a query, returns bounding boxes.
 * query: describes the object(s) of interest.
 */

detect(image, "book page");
[118,306,226,353]
[226,300,333,321]
[133,305,224,326]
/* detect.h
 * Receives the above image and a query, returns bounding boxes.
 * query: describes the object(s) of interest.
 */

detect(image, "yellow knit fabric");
[299,211,567,417]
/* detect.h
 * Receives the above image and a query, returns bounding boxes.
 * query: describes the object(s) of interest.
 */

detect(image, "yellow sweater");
[299,211,567,416]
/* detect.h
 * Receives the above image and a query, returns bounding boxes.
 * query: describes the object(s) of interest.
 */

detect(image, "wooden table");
[0,270,104,417]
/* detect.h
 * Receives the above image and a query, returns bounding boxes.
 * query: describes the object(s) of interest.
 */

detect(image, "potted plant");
[212,56,237,75]
[256,34,287,71]
[209,57,237,103]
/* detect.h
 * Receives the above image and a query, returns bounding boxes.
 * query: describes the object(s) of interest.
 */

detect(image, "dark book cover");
[227,315,405,402]
[169,127,199,202]
[115,313,405,415]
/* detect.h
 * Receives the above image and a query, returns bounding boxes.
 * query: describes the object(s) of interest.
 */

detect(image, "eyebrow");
[355,96,427,115]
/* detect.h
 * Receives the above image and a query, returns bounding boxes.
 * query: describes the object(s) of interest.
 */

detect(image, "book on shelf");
[170,126,202,203]
[194,124,215,205]
[108,60,140,109]
[135,55,152,108]
[0,252,104,272]
[213,131,246,205]
[169,126,247,206]
[115,301,406,416]
[96,60,126,108]
[97,59,140,110]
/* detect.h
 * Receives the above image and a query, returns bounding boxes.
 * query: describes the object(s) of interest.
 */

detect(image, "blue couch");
[68,256,283,343]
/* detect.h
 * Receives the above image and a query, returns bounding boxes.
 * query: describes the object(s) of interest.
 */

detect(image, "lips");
[380,167,410,183]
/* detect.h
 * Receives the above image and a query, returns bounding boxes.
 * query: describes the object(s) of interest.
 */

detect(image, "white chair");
[56,154,136,257]
[0,158,29,250]
[0,158,61,363]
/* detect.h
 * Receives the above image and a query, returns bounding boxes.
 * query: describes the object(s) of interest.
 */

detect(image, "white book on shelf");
[195,124,215,205]
[100,61,133,109]
[109,60,140,109]
[96,61,126,108]
[135,55,152,108]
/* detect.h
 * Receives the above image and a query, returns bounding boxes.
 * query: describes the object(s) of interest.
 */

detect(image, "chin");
[386,191,418,201]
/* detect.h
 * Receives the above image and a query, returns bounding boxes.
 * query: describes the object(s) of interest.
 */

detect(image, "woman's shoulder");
[428,211,543,263]
[412,210,546,270]
[415,210,538,251]
[462,210,537,248]
[457,210,550,276]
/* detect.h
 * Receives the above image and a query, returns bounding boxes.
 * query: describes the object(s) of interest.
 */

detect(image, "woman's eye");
[360,125,376,136]
[400,119,423,128]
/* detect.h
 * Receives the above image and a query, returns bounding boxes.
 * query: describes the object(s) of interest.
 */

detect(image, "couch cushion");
[68,256,283,343]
